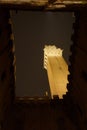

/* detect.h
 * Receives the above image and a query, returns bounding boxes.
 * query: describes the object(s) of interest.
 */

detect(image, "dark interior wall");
[11,11,74,97]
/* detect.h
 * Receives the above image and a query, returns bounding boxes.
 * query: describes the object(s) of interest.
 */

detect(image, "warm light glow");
[44,45,63,69]
[0,0,48,5]
[63,0,86,4]
[47,4,66,9]
[44,45,69,99]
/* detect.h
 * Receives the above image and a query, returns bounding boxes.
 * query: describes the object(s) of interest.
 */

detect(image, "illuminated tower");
[44,45,69,99]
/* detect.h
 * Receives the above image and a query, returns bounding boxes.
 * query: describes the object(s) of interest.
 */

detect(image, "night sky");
[11,11,74,97]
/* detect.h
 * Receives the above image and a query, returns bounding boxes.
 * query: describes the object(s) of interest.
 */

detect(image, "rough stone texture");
[0,9,15,129]
[65,10,87,130]
[4,100,77,130]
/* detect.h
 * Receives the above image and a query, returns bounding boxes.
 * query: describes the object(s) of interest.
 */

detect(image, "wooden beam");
[0,0,86,5]
[0,0,47,6]
[48,0,57,4]
[0,0,87,10]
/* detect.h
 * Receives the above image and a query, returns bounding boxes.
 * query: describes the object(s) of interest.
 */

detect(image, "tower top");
[43,45,63,69]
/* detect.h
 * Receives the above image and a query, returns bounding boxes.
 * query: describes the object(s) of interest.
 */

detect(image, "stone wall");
[0,9,15,130]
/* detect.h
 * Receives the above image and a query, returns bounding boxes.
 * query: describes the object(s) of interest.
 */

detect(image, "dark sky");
[11,11,74,97]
